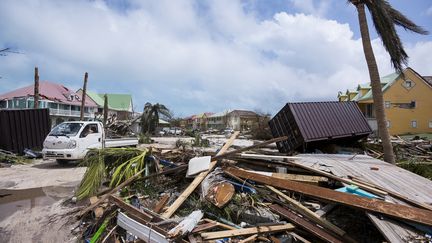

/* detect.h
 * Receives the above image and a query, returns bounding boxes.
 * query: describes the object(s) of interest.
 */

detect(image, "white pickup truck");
[42,121,138,164]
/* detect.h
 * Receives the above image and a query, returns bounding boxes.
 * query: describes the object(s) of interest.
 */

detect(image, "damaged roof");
[269,101,372,153]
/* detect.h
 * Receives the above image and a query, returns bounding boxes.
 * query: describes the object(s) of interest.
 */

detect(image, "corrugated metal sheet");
[0,108,51,154]
[269,102,372,153]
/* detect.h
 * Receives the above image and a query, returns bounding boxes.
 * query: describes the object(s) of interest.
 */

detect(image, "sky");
[0,0,431,117]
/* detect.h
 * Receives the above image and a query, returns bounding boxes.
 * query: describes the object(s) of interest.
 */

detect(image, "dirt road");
[0,159,86,242]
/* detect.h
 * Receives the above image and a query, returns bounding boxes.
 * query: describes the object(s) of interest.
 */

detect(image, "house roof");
[358,72,400,101]
[80,90,133,112]
[209,109,232,118]
[0,81,97,107]
[423,76,432,87]
[229,110,258,117]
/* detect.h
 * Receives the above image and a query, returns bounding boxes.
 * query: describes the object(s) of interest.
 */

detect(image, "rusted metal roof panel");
[269,101,372,153]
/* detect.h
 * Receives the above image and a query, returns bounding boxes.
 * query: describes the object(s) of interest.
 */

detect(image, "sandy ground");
[0,159,86,243]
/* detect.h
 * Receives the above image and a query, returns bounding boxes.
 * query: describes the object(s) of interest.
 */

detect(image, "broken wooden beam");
[269,204,344,243]
[225,167,432,226]
[109,195,153,221]
[203,218,237,230]
[153,194,170,214]
[200,224,295,240]
[191,222,218,233]
[249,170,328,185]
[266,185,345,237]
[161,131,240,218]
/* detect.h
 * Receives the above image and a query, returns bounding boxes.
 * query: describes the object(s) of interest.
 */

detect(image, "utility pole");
[34,67,39,109]
[80,72,88,120]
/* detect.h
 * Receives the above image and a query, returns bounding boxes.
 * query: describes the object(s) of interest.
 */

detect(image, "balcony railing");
[49,108,93,118]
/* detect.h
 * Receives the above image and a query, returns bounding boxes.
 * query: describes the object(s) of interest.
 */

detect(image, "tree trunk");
[103,94,108,126]
[34,67,39,109]
[80,72,88,120]
[201,168,235,207]
[356,3,395,164]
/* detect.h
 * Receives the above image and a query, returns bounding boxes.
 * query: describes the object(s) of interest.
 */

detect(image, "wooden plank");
[161,132,240,218]
[109,195,153,221]
[191,222,218,233]
[109,195,168,237]
[266,186,346,237]
[203,218,237,230]
[269,204,344,243]
[289,232,312,243]
[238,234,258,243]
[249,170,327,185]
[153,194,170,213]
[200,224,295,240]
[225,167,432,226]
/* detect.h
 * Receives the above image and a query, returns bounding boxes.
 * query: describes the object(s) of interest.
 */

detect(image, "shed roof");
[0,81,97,107]
[288,101,371,142]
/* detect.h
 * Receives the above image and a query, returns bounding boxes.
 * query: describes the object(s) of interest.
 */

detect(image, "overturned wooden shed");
[269,101,372,153]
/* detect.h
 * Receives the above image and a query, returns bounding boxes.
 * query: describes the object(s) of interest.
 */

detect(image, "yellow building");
[338,67,432,135]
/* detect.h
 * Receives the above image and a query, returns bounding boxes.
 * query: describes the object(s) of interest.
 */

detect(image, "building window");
[385,101,391,109]
[403,80,415,90]
[429,121,432,128]
[386,120,391,128]
[411,120,417,128]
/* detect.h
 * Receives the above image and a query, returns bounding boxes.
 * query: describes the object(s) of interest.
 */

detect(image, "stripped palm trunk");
[80,72,88,120]
[355,3,395,164]
[34,67,39,109]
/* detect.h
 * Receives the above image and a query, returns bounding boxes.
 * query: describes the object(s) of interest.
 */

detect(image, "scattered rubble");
[70,132,432,243]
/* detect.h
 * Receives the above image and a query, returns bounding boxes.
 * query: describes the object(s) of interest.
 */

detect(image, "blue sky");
[0,0,431,117]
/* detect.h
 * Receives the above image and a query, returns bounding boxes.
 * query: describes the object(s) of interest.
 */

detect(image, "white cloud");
[0,0,430,116]
[290,0,332,17]
[426,6,432,16]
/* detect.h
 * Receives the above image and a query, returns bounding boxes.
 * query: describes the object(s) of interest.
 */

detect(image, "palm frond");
[109,149,147,187]
[365,0,407,73]
[76,148,150,199]
[76,151,106,200]
[388,7,428,35]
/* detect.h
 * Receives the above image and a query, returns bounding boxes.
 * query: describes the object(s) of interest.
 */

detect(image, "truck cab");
[42,121,104,163]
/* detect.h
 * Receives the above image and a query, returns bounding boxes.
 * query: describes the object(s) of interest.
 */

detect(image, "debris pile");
[73,132,432,242]
[366,136,432,162]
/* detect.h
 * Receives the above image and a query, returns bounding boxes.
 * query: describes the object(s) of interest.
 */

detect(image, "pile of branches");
[76,148,155,200]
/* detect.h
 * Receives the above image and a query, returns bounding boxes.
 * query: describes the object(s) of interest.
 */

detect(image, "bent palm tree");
[350,0,428,164]
[140,102,171,134]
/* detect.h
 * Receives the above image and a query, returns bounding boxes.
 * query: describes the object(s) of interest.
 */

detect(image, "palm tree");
[140,102,171,134]
[350,0,428,164]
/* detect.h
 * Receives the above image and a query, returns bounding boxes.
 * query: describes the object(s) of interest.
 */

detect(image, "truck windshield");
[49,123,83,137]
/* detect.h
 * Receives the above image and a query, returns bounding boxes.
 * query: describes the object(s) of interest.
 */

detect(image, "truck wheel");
[56,159,69,165]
